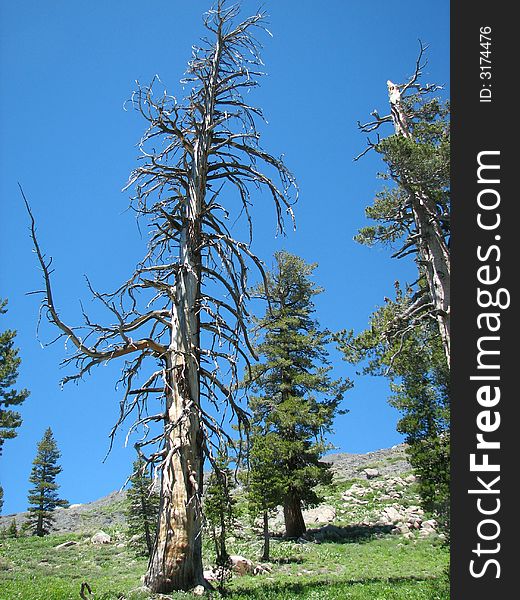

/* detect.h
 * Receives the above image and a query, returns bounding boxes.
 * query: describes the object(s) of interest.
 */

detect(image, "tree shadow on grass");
[230,574,445,598]
[306,523,395,544]
[270,556,304,565]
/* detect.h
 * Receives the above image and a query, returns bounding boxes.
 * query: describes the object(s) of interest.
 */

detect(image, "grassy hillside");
[0,446,449,599]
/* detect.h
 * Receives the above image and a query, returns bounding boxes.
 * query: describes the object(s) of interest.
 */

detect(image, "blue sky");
[0,0,449,514]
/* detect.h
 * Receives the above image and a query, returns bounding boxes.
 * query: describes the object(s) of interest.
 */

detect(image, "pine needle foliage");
[26,428,68,537]
[245,251,351,538]
[204,447,237,569]
[0,299,29,456]
[126,458,160,557]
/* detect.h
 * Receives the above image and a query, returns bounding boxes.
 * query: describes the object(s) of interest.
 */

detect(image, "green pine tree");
[245,251,351,539]
[1,298,30,456]
[245,431,285,561]
[204,447,237,571]
[26,428,68,536]
[126,458,160,556]
[6,518,18,538]
[355,65,450,363]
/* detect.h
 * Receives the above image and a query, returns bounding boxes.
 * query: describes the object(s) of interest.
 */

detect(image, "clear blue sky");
[0,0,449,515]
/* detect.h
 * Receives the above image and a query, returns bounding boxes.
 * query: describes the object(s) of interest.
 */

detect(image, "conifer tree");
[204,447,237,571]
[6,519,18,538]
[355,48,450,364]
[1,298,29,456]
[127,458,160,556]
[26,428,68,536]
[245,251,350,539]
[1,299,29,515]
[245,431,285,560]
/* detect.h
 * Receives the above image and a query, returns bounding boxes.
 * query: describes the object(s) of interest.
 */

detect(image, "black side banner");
[451,2,515,597]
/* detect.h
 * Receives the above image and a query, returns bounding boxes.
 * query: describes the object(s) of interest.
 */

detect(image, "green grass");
[0,533,147,600]
[0,466,448,599]
[0,531,448,599]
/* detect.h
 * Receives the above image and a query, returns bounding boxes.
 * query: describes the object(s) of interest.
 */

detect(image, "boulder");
[392,524,411,535]
[422,519,437,531]
[253,563,272,575]
[363,468,380,479]
[303,504,336,524]
[192,585,206,596]
[203,569,218,582]
[381,506,402,524]
[91,531,111,544]
[419,528,434,538]
[229,555,254,575]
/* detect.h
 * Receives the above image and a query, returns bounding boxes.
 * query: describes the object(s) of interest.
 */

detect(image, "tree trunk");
[145,34,223,594]
[145,161,205,592]
[261,510,270,561]
[410,197,451,364]
[37,510,44,537]
[283,495,306,539]
[144,347,204,591]
[218,508,228,565]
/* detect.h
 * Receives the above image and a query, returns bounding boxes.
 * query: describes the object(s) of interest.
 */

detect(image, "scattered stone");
[405,474,417,483]
[422,519,437,531]
[192,584,206,596]
[393,524,411,535]
[303,504,336,524]
[419,528,434,538]
[257,563,272,573]
[381,506,402,524]
[55,540,78,549]
[229,555,254,575]
[253,563,272,575]
[204,569,218,581]
[363,468,380,479]
[91,531,111,544]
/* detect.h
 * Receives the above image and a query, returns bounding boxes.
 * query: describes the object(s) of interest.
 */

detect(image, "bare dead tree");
[24,2,295,592]
[355,43,450,365]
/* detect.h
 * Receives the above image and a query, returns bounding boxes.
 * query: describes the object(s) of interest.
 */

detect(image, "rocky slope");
[2,444,438,541]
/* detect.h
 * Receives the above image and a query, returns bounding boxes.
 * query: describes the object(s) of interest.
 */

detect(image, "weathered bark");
[144,350,204,591]
[283,495,306,539]
[387,80,451,365]
[145,29,222,593]
[261,510,270,561]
